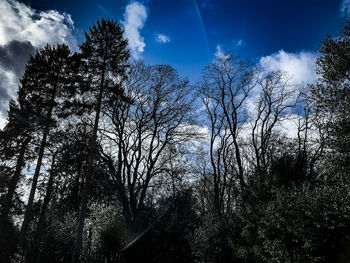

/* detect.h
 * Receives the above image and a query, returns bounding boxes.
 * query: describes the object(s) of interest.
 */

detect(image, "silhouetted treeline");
[1,18,350,263]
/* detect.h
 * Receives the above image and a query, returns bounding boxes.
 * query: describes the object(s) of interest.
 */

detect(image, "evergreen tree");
[18,44,76,249]
[0,100,33,263]
[312,21,350,175]
[72,18,129,263]
[0,100,32,222]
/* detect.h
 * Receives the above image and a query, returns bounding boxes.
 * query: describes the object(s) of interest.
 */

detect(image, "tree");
[18,44,75,248]
[72,18,129,263]
[198,53,258,215]
[0,100,32,222]
[312,21,350,175]
[99,61,196,236]
[241,181,350,263]
[250,71,299,175]
[0,101,30,262]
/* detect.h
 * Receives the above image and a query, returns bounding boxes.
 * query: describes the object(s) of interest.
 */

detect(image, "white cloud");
[340,0,350,16]
[235,39,244,47]
[123,1,147,59]
[277,116,300,138]
[214,41,244,60]
[0,0,75,47]
[0,67,17,124]
[243,50,319,141]
[259,50,318,84]
[214,44,224,58]
[155,33,170,44]
[0,0,76,128]
[214,44,230,59]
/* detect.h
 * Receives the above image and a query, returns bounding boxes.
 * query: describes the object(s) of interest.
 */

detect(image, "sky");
[0,0,349,125]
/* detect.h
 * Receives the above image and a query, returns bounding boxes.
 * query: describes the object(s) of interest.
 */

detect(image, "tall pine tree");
[72,19,129,263]
[0,100,32,222]
[18,44,76,248]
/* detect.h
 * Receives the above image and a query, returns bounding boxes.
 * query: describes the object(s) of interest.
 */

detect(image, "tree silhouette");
[18,44,75,249]
[72,19,129,263]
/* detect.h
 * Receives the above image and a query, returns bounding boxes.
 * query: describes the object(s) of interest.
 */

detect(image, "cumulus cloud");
[0,0,76,127]
[243,50,319,140]
[123,1,147,59]
[0,0,75,47]
[0,68,16,111]
[155,33,171,44]
[0,40,35,76]
[0,40,34,118]
[259,50,318,84]
[205,48,319,145]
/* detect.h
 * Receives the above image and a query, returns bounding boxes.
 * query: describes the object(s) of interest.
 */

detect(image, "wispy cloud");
[97,4,113,17]
[235,39,245,47]
[340,0,350,16]
[199,0,214,10]
[155,33,170,44]
[214,44,232,60]
[123,1,147,59]
[213,40,245,59]
[214,44,225,58]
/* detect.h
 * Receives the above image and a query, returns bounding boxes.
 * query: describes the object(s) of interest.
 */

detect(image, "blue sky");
[0,0,348,131]
[15,0,347,82]
[0,0,349,126]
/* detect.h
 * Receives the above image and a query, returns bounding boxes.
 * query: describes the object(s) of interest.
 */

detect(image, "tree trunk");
[1,135,31,221]
[72,66,105,263]
[29,152,57,263]
[19,125,50,247]
[35,151,57,238]
[72,161,82,211]
[19,83,57,248]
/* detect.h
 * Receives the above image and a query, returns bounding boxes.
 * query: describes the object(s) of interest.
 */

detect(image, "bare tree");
[99,61,197,233]
[250,71,299,173]
[295,91,327,177]
[198,54,258,215]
